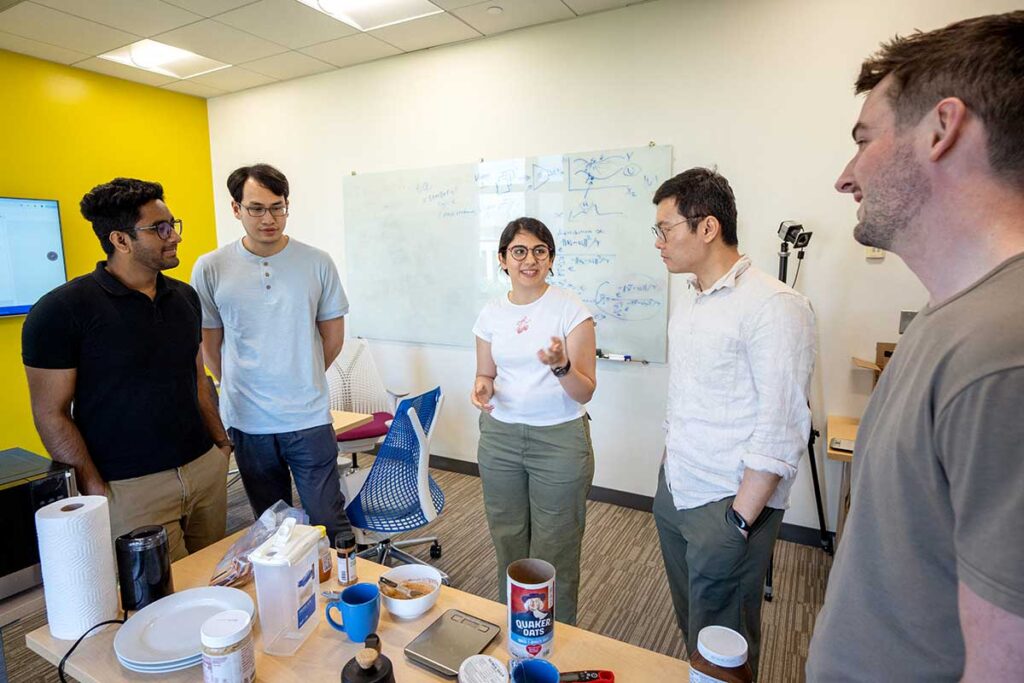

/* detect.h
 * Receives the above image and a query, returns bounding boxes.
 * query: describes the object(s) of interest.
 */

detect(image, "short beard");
[853,142,930,251]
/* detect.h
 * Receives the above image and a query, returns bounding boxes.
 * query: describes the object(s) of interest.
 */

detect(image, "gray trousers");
[653,466,783,680]
[477,412,594,626]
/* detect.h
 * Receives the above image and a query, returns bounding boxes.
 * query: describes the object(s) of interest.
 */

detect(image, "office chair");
[340,387,448,583]
[327,338,407,470]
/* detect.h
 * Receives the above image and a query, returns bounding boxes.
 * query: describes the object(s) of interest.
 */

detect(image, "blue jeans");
[230,423,351,545]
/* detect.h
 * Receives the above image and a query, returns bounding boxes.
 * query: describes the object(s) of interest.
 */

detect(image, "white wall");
[206,0,1018,531]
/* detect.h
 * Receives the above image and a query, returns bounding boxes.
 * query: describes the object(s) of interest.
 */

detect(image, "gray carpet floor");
[3,465,831,682]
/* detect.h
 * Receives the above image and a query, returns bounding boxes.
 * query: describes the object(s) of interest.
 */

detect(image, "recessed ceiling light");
[294,0,444,32]
[486,6,503,15]
[99,40,230,79]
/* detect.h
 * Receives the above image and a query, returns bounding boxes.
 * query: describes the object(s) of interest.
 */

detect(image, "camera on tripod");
[778,220,813,249]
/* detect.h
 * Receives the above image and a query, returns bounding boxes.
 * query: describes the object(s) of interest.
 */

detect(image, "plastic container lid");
[315,525,327,538]
[458,655,508,683]
[249,519,320,567]
[200,610,252,650]
[696,626,748,669]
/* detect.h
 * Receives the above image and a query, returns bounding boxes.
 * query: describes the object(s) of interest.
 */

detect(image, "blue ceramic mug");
[325,583,380,642]
[510,658,560,683]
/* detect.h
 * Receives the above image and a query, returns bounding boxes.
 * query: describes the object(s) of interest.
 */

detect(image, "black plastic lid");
[335,530,356,549]
[115,525,168,551]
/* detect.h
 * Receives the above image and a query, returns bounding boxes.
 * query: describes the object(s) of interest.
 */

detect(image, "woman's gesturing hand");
[537,336,568,369]
[471,375,495,413]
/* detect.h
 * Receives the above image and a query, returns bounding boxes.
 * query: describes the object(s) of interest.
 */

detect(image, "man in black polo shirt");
[22,177,232,560]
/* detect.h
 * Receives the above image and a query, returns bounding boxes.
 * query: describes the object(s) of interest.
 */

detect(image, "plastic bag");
[209,500,309,587]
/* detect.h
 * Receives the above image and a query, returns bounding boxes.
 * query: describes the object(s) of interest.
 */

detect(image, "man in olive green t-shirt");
[807,12,1024,682]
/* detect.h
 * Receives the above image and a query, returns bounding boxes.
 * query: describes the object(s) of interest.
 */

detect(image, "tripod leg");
[807,427,834,555]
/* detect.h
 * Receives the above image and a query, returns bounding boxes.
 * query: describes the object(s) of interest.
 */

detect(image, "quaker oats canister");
[506,559,555,659]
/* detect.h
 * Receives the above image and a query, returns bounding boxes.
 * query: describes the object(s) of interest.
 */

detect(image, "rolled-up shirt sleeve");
[740,292,817,478]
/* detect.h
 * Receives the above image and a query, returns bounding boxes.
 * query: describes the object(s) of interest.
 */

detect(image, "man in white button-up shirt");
[650,168,816,678]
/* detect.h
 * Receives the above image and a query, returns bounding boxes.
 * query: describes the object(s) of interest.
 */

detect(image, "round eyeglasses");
[133,219,183,240]
[651,215,706,241]
[507,245,552,261]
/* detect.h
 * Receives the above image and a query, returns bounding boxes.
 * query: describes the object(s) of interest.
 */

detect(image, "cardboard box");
[852,342,897,387]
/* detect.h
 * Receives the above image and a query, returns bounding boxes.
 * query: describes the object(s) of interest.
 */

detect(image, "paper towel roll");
[35,495,119,640]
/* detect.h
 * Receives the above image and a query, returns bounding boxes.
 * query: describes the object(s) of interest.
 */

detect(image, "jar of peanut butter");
[688,626,753,683]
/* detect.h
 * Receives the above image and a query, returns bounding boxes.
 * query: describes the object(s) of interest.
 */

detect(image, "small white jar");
[459,654,509,683]
[201,609,256,683]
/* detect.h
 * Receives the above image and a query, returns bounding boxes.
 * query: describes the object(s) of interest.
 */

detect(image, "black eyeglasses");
[651,215,706,241]
[506,245,552,261]
[240,204,288,218]
[133,219,183,240]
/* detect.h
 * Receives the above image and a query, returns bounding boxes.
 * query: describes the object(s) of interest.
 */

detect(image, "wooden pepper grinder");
[341,633,396,683]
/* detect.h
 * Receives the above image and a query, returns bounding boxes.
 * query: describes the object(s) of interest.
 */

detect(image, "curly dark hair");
[855,11,1024,187]
[80,177,164,255]
[652,167,738,247]
[498,217,556,276]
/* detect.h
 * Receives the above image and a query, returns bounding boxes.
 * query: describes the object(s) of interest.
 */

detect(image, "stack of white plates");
[114,586,254,674]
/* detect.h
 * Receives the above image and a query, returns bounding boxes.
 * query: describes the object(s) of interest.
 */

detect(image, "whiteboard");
[343,145,672,362]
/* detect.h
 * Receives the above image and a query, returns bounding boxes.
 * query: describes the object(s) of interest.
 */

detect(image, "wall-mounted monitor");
[0,197,68,317]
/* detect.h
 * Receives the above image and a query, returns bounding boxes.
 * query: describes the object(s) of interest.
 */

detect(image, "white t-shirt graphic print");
[473,285,593,426]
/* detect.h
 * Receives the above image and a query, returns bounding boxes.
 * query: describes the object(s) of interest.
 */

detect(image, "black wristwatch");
[727,506,751,534]
[551,358,572,377]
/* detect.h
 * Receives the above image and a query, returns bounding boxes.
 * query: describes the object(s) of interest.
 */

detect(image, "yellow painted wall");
[0,49,217,455]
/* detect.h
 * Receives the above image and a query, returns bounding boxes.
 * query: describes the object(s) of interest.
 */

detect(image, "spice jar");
[336,530,358,587]
[688,626,753,683]
[201,609,255,683]
[316,525,333,583]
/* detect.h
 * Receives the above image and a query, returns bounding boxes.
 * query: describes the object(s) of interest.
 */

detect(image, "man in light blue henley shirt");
[191,163,351,543]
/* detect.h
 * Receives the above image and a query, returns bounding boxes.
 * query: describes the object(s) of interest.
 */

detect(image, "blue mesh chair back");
[346,387,445,533]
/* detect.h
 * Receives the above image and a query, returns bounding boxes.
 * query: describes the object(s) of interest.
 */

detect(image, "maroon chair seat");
[337,411,392,442]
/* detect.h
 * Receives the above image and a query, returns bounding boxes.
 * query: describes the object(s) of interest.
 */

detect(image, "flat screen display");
[0,197,67,316]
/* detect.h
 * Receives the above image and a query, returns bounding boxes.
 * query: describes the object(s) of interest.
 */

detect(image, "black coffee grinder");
[115,525,173,611]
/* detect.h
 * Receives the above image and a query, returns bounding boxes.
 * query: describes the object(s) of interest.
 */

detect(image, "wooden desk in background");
[26,532,689,682]
[826,415,860,546]
[331,410,372,435]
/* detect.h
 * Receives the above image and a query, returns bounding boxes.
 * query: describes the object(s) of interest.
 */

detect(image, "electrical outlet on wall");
[865,246,885,261]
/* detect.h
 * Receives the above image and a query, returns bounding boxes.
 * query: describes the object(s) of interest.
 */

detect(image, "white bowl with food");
[379,564,442,619]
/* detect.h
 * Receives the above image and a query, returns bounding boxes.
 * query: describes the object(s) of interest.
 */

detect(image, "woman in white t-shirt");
[471,217,597,626]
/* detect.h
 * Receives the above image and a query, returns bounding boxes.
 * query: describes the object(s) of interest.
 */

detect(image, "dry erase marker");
[604,353,631,361]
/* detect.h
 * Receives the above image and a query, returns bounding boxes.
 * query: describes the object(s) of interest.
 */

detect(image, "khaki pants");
[106,445,228,562]
[477,412,594,626]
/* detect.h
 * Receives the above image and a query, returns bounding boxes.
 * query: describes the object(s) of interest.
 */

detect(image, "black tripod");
[764,227,833,602]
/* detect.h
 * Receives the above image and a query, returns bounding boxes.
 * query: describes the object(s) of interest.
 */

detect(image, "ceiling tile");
[0,2,138,54]
[369,12,479,52]
[32,0,202,37]
[428,0,481,9]
[160,0,257,18]
[216,0,356,49]
[74,56,177,86]
[188,64,275,91]
[300,33,400,68]
[154,18,288,64]
[561,0,635,14]
[160,79,225,97]
[0,28,90,63]
[240,50,333,80]
[452,0,574,35]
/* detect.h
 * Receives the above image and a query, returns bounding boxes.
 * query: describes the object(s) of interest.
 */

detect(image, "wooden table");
[27,532,689,682]
[826,415,860,546]
[331,410,372,434]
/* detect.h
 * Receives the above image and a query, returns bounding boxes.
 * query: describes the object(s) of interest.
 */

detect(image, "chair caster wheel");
[430,541,442,559]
